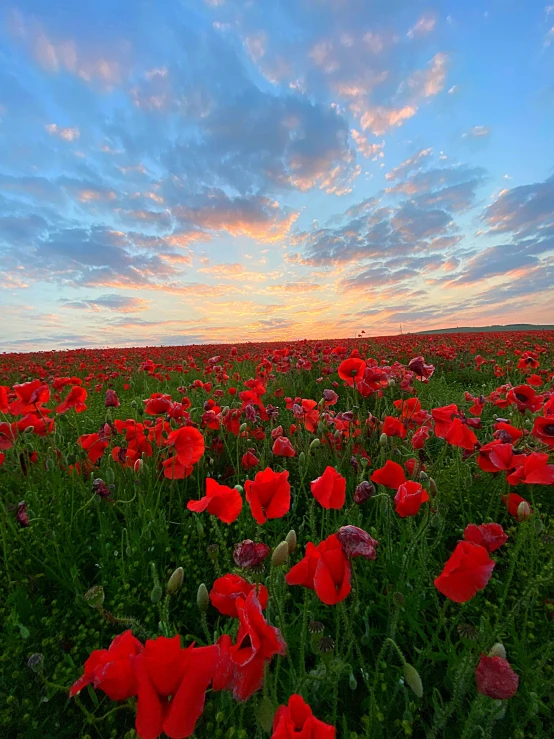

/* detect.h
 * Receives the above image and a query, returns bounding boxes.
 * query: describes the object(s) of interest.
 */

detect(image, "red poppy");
[502,493,532,519]
[56,385,87,414]
[162,457,194,480]
[133,636,218,739]
[394,481,429,518]
[214,590,286,702]
[244,468,291,524]
[167,426,205,467]
[78,433,109,464]
[506,452,554,485]
[187,478,242,524]
[431,404,459,438]
[286,534,351,606]
[209,574,268,617]
[336,525,378,560]
[531,416,554,447]
[271,694,336,739]
[477,441,517,473]
[0,385,9,414]
[310,466,346,509]
[105,389,120,408]
[506,384,543,413]
[434,541,495,603]
[337,358,366,386]
[144,393,174,415]
[0,421,16,450]
[241,449,260,469]
[463,523,507,553]
[475,654,519,700]
[382,416,407,439]
[370,460,406,489]
[0,452,5,468]
[9,380,50,415]
[412,426,430,449]
[408,356,435,381]
[445,418,478,450]
[493,422,523,443]
[70,630,143,700]
[233,540,271,569]
[272,436,296,457]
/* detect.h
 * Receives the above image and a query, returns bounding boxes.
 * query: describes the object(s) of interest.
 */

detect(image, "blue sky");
[0,0,553,351]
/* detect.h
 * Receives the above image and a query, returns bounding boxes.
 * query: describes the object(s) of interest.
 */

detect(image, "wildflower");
[286,534,351,605]
[394,481,429,518]
[463,523,507,553]
[434,541,495,603]
[271,694,336,739]
[233,540,271,569]
[353,480,375,504]
[272,436,296,457]
[310,466,346,509]
[370,460,406,489]
[337,525,378,560]
[210,574,268,617]
[475,654,519,700]
[187,478,243,524]
[244,468,291,525]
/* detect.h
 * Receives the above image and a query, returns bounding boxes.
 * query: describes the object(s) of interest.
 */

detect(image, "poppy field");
[1,331,554,739]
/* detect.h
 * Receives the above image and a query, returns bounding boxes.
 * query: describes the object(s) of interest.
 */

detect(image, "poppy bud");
[150,583,163,603]
[379,433,388,447]
[517,501,532,520]
[24,425,35,434]
[84,585,105,610]
[239,423,248,433]
[403,663,423,698]
[258,696,275,734]
[167,566,184,595]
[489,643,506,659]
[197,583,209,612]
[133,459,144,474]
[349,672,358,690]
[196,518,205,537]
[310,438,321,450]
[360,457,369,468]
[419,470,429,482]
[354,480,374,505]
[271,541,290,567]
[298,451,306,466]
[105,467,115,484]
[234,484,244,493]
[429,478,438,497]
[131,400,137,408]
[27,653,44,673]
[285,529,297,554]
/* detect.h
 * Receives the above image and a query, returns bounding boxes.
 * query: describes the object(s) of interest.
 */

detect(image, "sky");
[0,0,553,352]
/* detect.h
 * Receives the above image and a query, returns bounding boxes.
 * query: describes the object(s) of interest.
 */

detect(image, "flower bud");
[429,478,438,497]
[489,643,507,660]
[360,457,369,468]
[133,459,144,474]
[105,466,115,484]
[239,423,248,433]
[379,433,388,447]
[167,567,184,595]
[403,663,423,698]
[150,583,163,604]
[298,451,306,466]
[207,544,219,561]
[84,585,105,610]
[310,438,321,450]
[234,484,244,494]
[197,583,209,612]
[258,696,275,734]
[419,470,429,482]
[285,529,297,554]
[131,400,137,409]
[349,672,358,690]
[27,653,44,673]
[24,425,35,434]
[517,501,532,520]
[271,541,290,567]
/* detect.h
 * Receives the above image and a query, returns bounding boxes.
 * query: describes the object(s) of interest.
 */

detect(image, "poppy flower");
[353,480,375,504]
[244,468,291,525]
[70,630,144,700]
[310,466,346,510]
[0,452,5,469]
[16,500,29,527]
[506,384,543,413]
[477,441,516,473]
[337,358,366,386]
[233,540,271,569]
[336,525,378,560]
[492,422,523,444]
[382,416,407,439]
[144,394,174,415]
[506,452,554,485]
[9,380,50,415]
[0,385,9,414]
[412,426,430,450]
[370,460,406,489]
[56,385,87,414]
[271,694,336,739]
[286,534,351,606]
[105,389,120,408]
[209,574,268,617]
[463,523,508,553]
[133,636,219,739]
[502,493,532,519]
[531,416,554,447]
[241,449,260,469]
[162,457,194,480]
[475,654,519,700]
[431,404,459,438]
[187,478,242,524]
[434,541,495,603]
[445,418,478,450]
[214,590,286,702]
[272,436,296,457]
[78,433,109,464]
[408,356,435,381]
[394,481,429,518]
[0,421,16,450]
[167,426,205,467]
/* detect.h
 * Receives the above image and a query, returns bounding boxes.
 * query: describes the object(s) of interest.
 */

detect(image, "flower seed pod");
[349,671,358,690]
[271,541,290,567]
[239,423,248,433]
[403,663,423,698]
[517,501,532,520]
[105,467,115,484]
[379,433,388,447]
[234,484,244,494]
[167,566,184,595]
[429,478,438,497]
[310,438,321,450]
[298,451,306,466]
[84,585,105,610]
[197,583,209,612]
[285,529,297,554]
[489,643,507,660]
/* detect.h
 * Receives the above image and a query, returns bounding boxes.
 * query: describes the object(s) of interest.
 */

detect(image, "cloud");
[61,294,150,313]
[45,123,80,141]
[462,125,491,138]
[481,175,554,238]
[385,148,433,181]
[407,15,437,39]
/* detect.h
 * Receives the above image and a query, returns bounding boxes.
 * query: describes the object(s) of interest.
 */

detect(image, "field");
[1,331,553,739]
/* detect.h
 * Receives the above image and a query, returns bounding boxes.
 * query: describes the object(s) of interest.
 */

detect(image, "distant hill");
[415,324,554,335]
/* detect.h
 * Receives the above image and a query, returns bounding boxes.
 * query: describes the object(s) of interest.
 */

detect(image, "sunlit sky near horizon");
[0,0,553,352]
